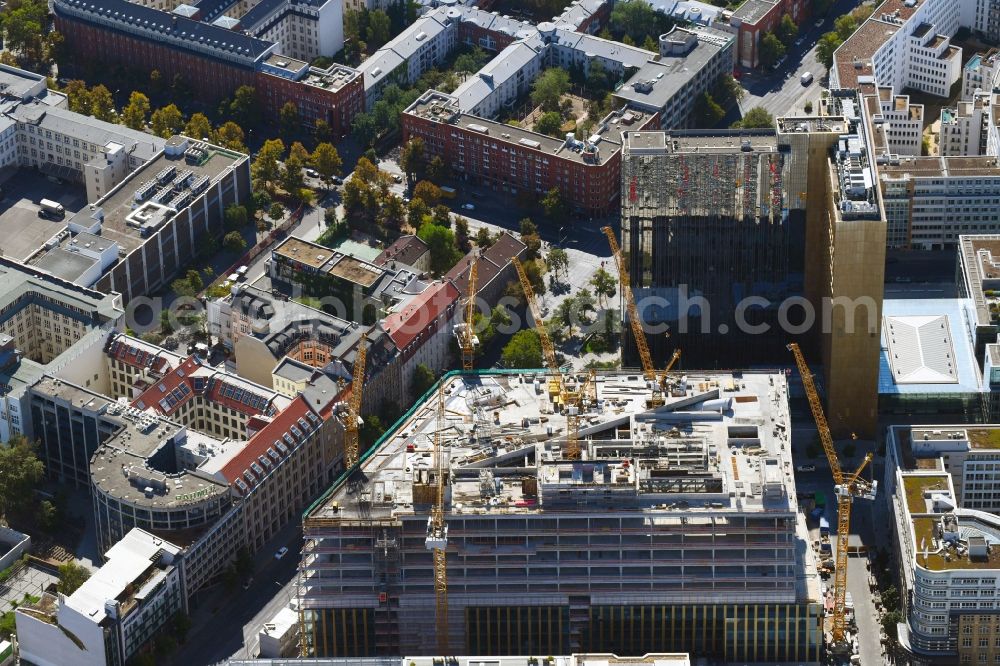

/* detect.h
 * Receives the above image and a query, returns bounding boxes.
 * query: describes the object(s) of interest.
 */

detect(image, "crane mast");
[344,333,368,468]
[511,257,581,459]
[425,385,449,654]
[787,343,875,649]
[458,258,479,371]
[602,226,656,382]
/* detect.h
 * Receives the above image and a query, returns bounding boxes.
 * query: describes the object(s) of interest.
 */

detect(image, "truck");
[819,516,830,536]
[38,199,64,218]
[440,186,457,198]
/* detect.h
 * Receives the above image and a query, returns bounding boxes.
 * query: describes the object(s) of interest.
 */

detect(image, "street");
[738,0,864,119]
[168,524,302,665]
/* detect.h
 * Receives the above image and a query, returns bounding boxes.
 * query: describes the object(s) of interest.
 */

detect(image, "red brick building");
[731,0,809,68]
[256,58,364,136]
[403,91,658,216]
[53,0,266,101]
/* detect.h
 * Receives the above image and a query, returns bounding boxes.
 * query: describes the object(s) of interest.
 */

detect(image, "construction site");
[298,369,823,663]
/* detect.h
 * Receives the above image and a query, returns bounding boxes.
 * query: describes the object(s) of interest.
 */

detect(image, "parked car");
[274,546,289,560]
[794,36,805,47]
[332,176,343,185]
[462,203,475,211]
[796,464,816,473]
[392,173,403,183]
[305,168,319,178]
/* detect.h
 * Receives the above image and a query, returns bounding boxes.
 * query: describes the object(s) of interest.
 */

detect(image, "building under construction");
[619,130,807,368]
[620,103,886,438]
[299,370,822,663]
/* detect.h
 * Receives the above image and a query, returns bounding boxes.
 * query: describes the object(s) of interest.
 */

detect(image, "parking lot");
[0,169,87,261]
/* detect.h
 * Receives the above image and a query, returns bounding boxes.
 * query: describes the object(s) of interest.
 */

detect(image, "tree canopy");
[732,106,775,129]
[502,329,543,369]
[531,68,570,113]
[0,436,44,519]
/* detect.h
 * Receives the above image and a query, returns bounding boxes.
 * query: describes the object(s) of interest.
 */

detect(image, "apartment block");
[299,370,822,661]
[885,424,1000,662]
[940,90,1000,157]
[962,50,1000,100]
[256,58,363,137]
[404,93,656,215]
[16,528,183,666]
[958,234,1000,362]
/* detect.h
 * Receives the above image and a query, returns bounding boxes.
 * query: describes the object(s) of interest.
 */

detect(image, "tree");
[57,561,91,595]
[400,137,426,182]
[834,14,858,41]
[454,216,471,252]
[185,269,203,292]
[586,59,610,93]
[610,0,672,44]
[519,217,542,260]
[475,227,494,249]
[432,204,452,228]
[548,247,568,276]
[228,85,260,128]
[534,111,564,137]
[351,112,379,147]
[184,112,213,141]
[733,106,775,129]
[454,46,488,73]
[354,156,380,183]
[63,80,91,114]
[0,435,44,519]
[693,92,725,128]
[541,188,568,224]
[408,198,430,229]
[531,68,570,112]
[289,141,310,165]
[502,329,543,368]
[150,104,184,138]
[410,363,435,397]
[590,267,617,306]
[269,202,285,223]
[313,119,332,143]
[224,204,248,231]
[281,153,306,195]
[417,222,463,275]
[758,32,786,69]
[881,609,901,643]
[816,32,841,70]
[215,122,247,152]
[4,3,45,62]
[252,139,285,190]
[224,231,247,252]
[413,180,443,207]
[89,85,116,122]
[776,14,798,46]
[804,100,814,114]
[367,9,392,48]
[279,101,300,138]
[427,155,447,181]
[310,142,342,186]
[121,91,150,130]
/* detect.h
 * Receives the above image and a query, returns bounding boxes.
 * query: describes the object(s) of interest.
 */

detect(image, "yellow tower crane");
[787,343,876,651]
[602,226,656,383]
[457,258,479,371]
[424,385,449,654]
[511,257,583,459]
[343,333,368,468]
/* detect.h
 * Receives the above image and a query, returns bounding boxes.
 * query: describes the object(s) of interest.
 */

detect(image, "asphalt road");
[738,0,864,119]
[168,524,302,665]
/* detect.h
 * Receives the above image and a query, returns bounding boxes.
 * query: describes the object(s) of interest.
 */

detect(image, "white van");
[801,71,814,85]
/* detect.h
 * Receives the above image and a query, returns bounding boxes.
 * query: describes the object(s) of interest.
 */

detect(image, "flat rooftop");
[407,91,655,165]
[623,130,779,155]
[614,32,732,112]
[959,235,1000,326]
[71,138,245,253]
[879,155,1000,178]
[307,370,799,524]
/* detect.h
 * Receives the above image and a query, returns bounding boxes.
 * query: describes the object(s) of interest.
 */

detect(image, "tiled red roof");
[131,356,200,415]
[220,395,321,490]
[106,335,174,375]
[381,281,460,350]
